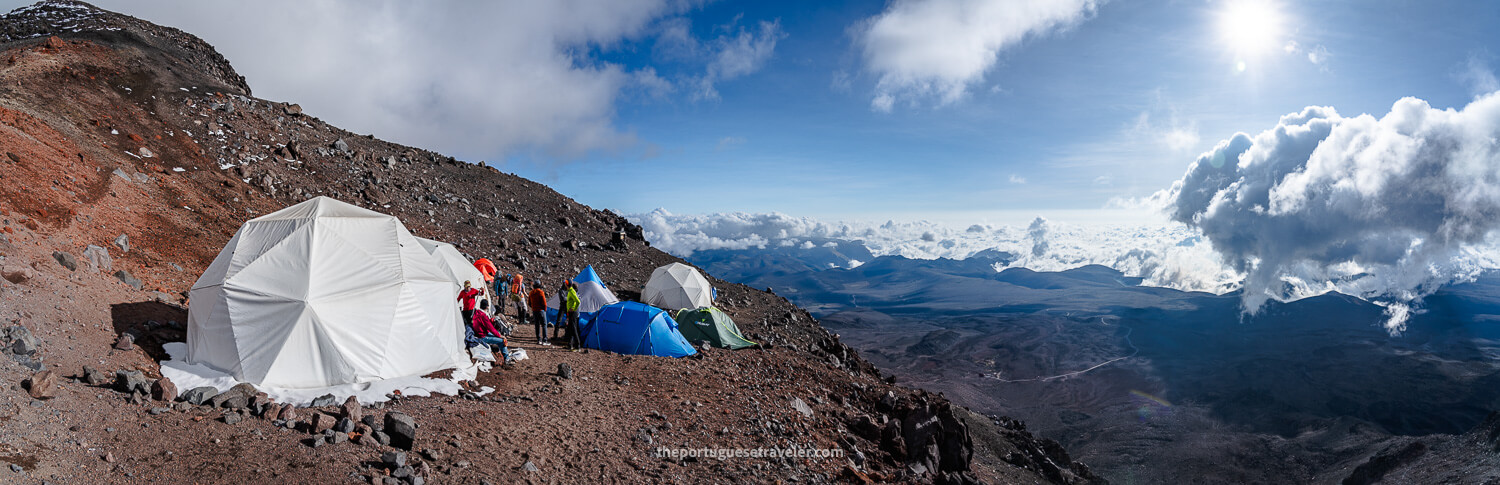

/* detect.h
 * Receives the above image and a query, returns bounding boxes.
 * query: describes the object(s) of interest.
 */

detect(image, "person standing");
[496,273,510,304]
[550,280,565,340]
[509,273,527,325]
[456,281,481,329]
[564,281,582,351]
[527,282,549,346]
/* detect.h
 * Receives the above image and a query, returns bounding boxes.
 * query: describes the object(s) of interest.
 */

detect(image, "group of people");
[455,271,586,360]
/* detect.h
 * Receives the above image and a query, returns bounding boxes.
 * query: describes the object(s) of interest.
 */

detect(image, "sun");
[1218,0,1283,69]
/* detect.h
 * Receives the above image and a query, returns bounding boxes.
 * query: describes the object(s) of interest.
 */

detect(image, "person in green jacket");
[563,281,582,351]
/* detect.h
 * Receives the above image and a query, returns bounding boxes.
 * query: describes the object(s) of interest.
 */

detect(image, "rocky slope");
[0,1,1102,483]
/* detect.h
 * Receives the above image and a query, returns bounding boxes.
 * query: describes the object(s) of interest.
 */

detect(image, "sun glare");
[1219,0,1282,69]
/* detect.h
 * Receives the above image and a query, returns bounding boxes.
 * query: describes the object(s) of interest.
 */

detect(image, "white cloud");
[1158,93,1500,333]
[689,19,786,101]
[86,1,778,163]
[1458,53,1500,98]
[1129,106,1200,152]
[1009,174,1027,184]
[854,0,1101,110]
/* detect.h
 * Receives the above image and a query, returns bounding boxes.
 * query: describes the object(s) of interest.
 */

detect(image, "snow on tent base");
[673,307,757,350]
[159,343,491,407]
[579,301,697,358]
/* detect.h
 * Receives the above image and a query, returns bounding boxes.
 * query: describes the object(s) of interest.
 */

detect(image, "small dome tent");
[642,262,714,310]
[546,265,620,324]
[187,197,469,389]
[579,301,697,358]
[674,307,757,350]
[473,258,498,282]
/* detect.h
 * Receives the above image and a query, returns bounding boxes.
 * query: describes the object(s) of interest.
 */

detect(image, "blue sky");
[531,0,1499,219]
[15,0,1500,222]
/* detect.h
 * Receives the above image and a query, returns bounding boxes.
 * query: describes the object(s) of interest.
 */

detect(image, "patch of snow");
[171,167,185,172]
[159,342,479,406]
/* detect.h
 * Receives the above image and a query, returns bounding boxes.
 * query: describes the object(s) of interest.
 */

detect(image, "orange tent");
[474,258,498,282]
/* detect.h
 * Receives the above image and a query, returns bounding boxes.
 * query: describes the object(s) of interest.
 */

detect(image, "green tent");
[673,307,757,350]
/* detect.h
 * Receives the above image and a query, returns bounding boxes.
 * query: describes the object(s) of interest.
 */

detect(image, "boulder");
[310,412,339,434]
[114,370,149,395]
[8,326,40,356]
[381,451,407,469]
[81,366,109,386]
[113,333,134,351]
[341,395,362,422]
[25,370,56,399]
[113,234,129,253]
[180,386,219,405]
[334,417,355,433]
[557,363,573,379]
[222,412,242,425]
[277,403,297,422]
[384,411,417,450]
[150,376,177,401]
[114,270,142,290]
[212,391,249,410]
[791,398,814,418]
[82,245,112,273]
[310,393,336,407]
[249,392,272,414]
[228,383,258,397]
[52,251,77,271]
[262,403,284,421]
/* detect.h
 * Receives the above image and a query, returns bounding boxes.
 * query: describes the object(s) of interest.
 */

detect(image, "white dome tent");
[416,237,488,301]
[186,197,470,389]
[641,262,715,310]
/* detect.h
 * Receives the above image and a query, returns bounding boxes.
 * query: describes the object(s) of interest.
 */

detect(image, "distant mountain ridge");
[682,238,1500,483]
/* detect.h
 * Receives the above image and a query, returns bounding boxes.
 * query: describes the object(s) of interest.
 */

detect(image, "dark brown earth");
[0,1,1103,484]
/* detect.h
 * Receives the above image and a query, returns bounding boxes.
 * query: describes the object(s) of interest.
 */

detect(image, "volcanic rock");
[113,270,142,289]
[81,366,108,386]
[114,370,148,395]
[82,245,111,272]
[180,386,219,405]
[112,333,133,351]
[150,376,176,401]
[25,370,56,399]
[384,412,417,450]
[341,395,362,422]
[52,251,76,271]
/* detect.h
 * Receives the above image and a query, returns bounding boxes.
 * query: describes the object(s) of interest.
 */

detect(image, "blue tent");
[546,265,620,325]
[579,301,697,358]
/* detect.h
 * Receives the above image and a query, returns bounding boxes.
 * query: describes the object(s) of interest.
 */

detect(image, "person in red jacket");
[527,282,548,346]
[471,300,509,363]
[457,281,481,329]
